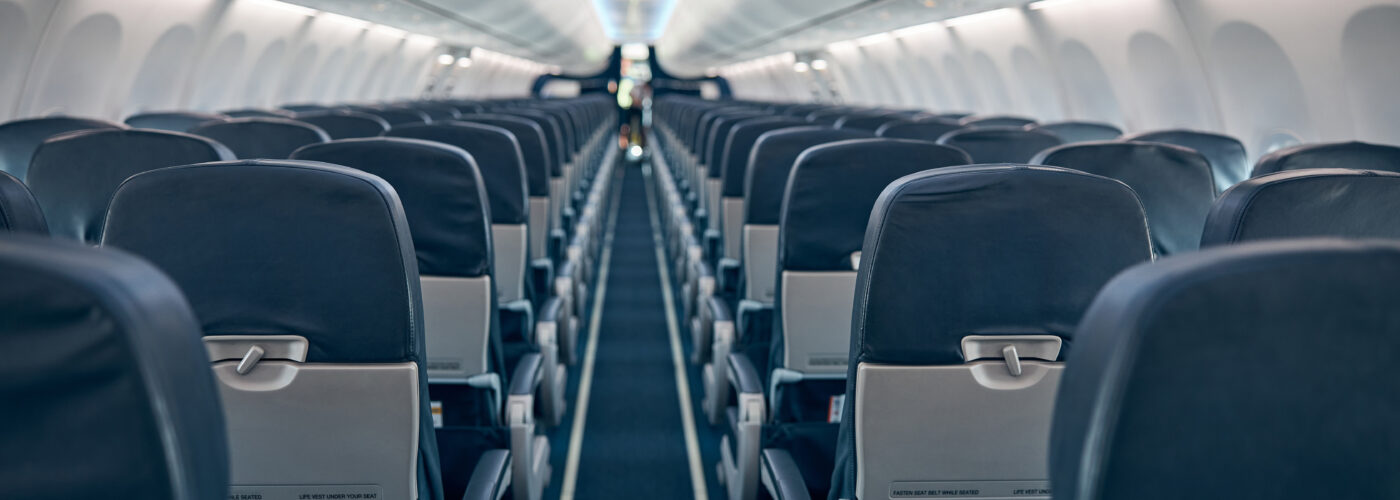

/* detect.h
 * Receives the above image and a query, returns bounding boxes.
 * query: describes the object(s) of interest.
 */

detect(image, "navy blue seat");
[1035,141,1214,255]
[1125,129,1247,192]
[0,235,228,500]
[1251,141,1400,177]
[27,128,233,242]
[716,139,971,500]
[0,172,46,234]
[281,103,342,113]
[715,116,809,262]
[812,164,1151,500]
[291,138,555,497]
[189,117,328,159]
[124,111,227,132]
[404,102,462,121]
[219,108,293,118]
[294,110,391,139]
[1030,121,1121,143]
[100,160,513,500]
[1051,239,1400,500]
[1201,168,1400,246]
[0,116,123,179]
[874,118,961,141]
[833,112,903,131]
[959,114,1037,128]
[937,127,1062,163]
[358,106,433,126]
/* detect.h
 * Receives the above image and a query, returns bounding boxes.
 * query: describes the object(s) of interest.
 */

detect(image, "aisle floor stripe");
[559,166,625,500]
[642,163,710,500]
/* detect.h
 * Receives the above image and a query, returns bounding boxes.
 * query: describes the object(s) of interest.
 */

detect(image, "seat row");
[649,96,1400,500]
[0,95,619,500]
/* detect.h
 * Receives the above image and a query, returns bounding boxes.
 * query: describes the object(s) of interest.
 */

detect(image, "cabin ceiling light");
[456,57,473,68]
[810,59,829,71]
[793,61,810,73]
[943,7,1015,27]
[1029,0,1080,10]
[253,0,317,17]
[856,32,893,46]
[437,54,455,65]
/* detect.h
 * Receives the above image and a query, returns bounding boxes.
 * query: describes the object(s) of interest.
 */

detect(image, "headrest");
[0,116,123,178]
[936,127,1062,163]
[706,113,767,175]
[1124,129,1247,189]
[833,113,902,131]
[852,165,1150,366]
[189,118,328,159]
[124,112,227,132]
[720,117,808,196]
[1201,168,1400,246]
[219,108,293,119]
[492,109,567,175]
[101,160,423,365]
[27,128,234,242]
[1030,121,1122,143]
[293,110,390,139]
[292,138,493,278]
[281,104,342,113]
[874,118,960,141]
[403,103,461,121]
[1051,239,1400,500]
[359,107,432,126]
[0,172,47,235]
[958,115,1037,128]
[387,122,528,224]
[455,114,550,196]
[744,127,873,224]
[780,138,971,271]
[0,235,228,499]
[1251,141,1400,177]
[1034,141,1214,255]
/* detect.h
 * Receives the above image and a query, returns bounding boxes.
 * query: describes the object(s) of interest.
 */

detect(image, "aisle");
[562,160,707,499]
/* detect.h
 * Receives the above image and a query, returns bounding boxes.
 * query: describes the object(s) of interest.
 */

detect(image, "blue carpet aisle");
[566,160,705,498]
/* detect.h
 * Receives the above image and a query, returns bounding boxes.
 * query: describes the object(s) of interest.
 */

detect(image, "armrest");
[460,449,511,500]
[537,295,563,323]
[727,352,763,396]
[509,352,543,396]
[717,258,741,296]
[761,448,812,500]
[703,229,722,267]
[548,229,567,264]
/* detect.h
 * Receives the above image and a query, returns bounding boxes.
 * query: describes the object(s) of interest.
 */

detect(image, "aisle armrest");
[727,352,763,396]
[760,449,812,500]
[461,449,512,500]
[509,352,543,396]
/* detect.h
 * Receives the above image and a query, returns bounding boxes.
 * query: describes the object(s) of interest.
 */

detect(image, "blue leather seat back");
[1251,141,1400,177]
[874,118,961,141]
[387,122,529,225]
[1035,141,1215,255]
[455,114,551,197]
[292,138,494,278]
[0,235,228,500]
[1202,168,1400,246]
[0,116,123,178]
[27,128,233,242]
[101,159,440,500]
[744,127,874,225]
[830,164,1152,500]
[1030,121,1122,143]
[1126,129,1248,191]
[720,117,809,198]
[936,127,1062,163]
[0,171,47,234]
[293,110,391,139]
[1052,239,1400,500]
[124,111,227,132]
[189,117,328,159]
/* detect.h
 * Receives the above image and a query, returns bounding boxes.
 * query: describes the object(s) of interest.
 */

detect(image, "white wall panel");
[719,0,1400,160]
[0,0,544,122]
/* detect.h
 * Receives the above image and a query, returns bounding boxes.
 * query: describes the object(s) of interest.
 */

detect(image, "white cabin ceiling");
[283,0,1035,77]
